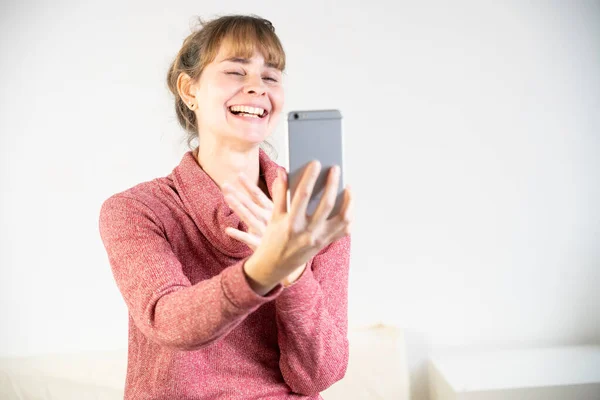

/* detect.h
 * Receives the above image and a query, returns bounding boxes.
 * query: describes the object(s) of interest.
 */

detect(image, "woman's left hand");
[222,173,306,285]
[222,172,273,250]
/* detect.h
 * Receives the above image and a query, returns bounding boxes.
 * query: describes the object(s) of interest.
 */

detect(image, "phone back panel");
[287,109,344,217]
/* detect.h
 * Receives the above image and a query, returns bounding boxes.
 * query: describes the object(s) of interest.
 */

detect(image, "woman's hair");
[166,14,286,156]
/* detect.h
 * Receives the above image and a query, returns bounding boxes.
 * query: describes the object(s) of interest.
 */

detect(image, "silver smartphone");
[287,109,345,218]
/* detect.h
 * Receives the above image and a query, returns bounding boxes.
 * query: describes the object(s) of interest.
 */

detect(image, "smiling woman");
[166,15,285,150]
[99,14,353,400]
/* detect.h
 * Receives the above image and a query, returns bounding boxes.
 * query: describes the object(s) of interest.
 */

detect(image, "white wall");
[1,0,599,398]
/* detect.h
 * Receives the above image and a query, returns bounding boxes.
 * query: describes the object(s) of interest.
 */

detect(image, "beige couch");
[0,324,409,400]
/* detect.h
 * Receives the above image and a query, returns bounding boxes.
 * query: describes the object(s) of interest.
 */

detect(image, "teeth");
[229,105,266,117]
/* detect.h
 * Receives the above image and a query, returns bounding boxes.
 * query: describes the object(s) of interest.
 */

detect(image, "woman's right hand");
[243,161,353,295]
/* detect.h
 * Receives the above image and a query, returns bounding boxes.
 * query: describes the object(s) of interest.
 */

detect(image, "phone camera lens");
[293,113,299,120]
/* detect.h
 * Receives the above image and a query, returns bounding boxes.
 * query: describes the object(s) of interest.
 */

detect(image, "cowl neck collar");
[172,147,284,259]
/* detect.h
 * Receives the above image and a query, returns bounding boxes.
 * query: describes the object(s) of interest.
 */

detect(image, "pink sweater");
[98,149,351,399]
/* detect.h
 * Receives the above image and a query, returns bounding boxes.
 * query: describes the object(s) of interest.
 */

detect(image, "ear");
[176,72,198,106]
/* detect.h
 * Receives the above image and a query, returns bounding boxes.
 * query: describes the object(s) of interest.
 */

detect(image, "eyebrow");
[221,56,279,69]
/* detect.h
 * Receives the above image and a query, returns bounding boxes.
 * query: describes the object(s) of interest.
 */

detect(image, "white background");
[1,1,599,398]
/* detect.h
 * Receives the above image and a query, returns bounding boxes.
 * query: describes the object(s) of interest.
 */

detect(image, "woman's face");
[192,43,284,148]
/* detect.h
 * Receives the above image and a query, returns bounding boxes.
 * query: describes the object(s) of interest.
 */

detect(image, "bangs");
[202,17,286,70]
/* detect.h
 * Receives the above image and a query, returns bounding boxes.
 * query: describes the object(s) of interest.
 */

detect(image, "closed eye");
[225,71,279,83]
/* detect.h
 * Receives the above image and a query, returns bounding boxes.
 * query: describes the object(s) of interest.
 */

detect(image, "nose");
[243,74,266,96]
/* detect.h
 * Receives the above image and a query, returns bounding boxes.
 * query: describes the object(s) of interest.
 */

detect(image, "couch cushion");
[322,324,410,399]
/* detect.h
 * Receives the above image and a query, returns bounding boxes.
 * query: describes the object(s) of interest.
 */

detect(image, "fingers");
[225,227,260,250]
[223,183,271,228]
[325,185,353,237]
[327,219,353,244]
[313,185,352,247]
[272,169,288,216]
[308,165,340,229]
[238,173,274,211]
[223,191,265,235]
[289,161,321,229]
[303,189,352,253]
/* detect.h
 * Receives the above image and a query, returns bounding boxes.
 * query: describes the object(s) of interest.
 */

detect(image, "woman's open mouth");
[228,105,268,119]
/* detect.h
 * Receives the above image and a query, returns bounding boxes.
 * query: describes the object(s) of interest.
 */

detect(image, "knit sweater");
[98,148,351,400]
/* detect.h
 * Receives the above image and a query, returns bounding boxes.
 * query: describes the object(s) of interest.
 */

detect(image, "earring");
[189,103,195,110]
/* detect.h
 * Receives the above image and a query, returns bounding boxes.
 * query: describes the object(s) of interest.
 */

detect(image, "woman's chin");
[223,131,269,148]
[232,126,269,142]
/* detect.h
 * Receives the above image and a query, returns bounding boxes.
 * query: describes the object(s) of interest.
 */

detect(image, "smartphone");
[287,109,345,219]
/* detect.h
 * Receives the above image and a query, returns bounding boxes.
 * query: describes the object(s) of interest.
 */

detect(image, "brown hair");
[166,14,286,154]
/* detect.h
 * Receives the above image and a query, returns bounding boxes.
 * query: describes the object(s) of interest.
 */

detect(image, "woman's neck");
[194,141,262,194]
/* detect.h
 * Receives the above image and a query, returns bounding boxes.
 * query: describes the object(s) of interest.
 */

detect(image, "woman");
[99,14,352,399]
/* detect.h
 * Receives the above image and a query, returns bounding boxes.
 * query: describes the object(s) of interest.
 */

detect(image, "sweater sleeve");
[98,195,283,351]
[274,235,351,395]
